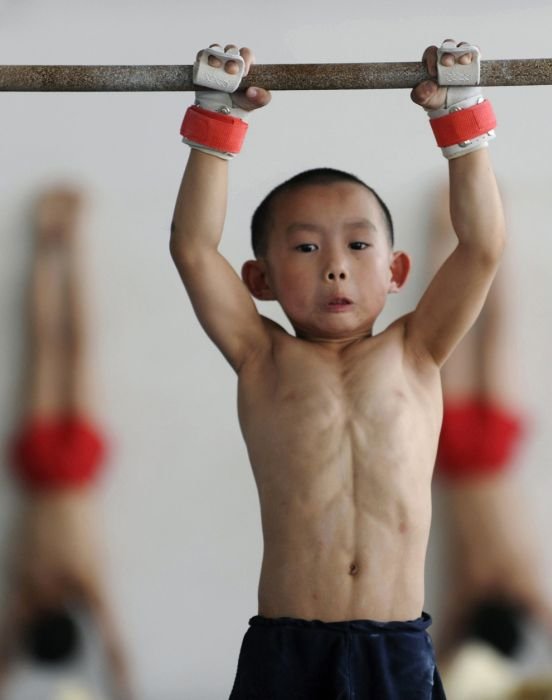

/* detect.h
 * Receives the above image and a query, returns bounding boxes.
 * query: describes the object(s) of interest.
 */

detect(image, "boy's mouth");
[327,297,353,310]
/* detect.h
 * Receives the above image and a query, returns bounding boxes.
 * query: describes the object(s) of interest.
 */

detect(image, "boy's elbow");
[169,221,191,263]
[169,223,180,263]
[169,224,213,271]
[169,222,191,270]
[487,224,507,263]
[169,221,179,256]
[458,226,505,271]
[473,226,506,268]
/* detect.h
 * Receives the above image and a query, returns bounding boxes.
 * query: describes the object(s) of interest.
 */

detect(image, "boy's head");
[22,606,81,665]
[242,168,410,340]
[251,169,395,258]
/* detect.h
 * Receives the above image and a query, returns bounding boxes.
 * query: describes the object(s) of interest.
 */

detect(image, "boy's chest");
[239,337,442,495]
[239,339,425,437]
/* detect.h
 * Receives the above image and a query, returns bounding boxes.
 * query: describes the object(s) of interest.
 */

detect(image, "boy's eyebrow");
[345,218,377,232]
[285,222,325,235]
[285,218,377,235]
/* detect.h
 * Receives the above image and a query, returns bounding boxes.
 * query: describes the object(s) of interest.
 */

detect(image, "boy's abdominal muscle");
[254,469,432,623]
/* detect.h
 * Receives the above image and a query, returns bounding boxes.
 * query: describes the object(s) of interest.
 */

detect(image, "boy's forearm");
[170,149,229,257]
[448,149,506,256]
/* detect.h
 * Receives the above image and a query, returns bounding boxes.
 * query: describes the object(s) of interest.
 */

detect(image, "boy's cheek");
[278,267,310,292]
[278,285,311,314]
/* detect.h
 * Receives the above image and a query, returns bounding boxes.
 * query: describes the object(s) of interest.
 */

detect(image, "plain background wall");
[0,1,551,697]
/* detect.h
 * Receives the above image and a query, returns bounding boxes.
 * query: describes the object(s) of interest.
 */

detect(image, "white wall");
[1,1,551,697]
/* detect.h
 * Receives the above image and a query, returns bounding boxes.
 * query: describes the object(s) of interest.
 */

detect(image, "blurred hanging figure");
[0,188,133,700]
[431,185,552,698]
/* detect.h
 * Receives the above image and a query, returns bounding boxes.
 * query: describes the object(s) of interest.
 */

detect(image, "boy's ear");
[241,259,276,301]
[388,251,411,294]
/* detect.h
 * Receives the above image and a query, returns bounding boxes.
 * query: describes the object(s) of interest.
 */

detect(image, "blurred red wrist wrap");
[181,106,248,154]
[9,417,107,490]
[430,100,496,147]
[437,399,525,480]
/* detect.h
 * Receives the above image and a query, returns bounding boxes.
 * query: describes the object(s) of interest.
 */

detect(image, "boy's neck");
[295,329,374,353]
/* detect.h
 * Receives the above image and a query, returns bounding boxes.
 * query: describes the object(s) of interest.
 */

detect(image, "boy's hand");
[183,43,271,158]
[410,39,494,159]
[410,40,478,110]
[196,43,271,112]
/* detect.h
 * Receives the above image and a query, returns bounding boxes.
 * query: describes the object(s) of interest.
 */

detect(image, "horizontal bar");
[0,59,551,92]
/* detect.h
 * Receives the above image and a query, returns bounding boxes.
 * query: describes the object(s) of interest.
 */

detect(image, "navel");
[348,562,359,576]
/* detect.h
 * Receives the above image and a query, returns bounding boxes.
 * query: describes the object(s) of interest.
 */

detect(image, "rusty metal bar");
[0,59,551,92]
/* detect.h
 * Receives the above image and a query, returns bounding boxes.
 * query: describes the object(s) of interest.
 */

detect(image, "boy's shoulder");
[364,313,439,375]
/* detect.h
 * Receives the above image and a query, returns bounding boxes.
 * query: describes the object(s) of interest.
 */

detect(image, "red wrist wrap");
[430,100,497,148]
[180,105,248,154]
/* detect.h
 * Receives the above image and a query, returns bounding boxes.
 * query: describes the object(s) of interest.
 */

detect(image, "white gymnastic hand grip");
[437,43,481,86]
[193,47,245,93]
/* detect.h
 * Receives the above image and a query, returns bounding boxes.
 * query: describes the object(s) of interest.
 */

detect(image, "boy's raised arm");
[406,41,506,367]
[170,45,272,372]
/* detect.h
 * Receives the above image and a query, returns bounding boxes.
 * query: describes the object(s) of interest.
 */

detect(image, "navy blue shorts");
[229,612,446,699]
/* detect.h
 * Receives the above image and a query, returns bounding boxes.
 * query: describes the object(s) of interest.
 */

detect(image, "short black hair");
[22,607,81,665]
[251,168,394,258]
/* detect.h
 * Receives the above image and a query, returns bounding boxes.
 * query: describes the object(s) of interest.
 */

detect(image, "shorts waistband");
[249,611,432,634]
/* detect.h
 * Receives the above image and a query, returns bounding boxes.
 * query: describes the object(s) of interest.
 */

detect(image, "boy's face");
[244,182,410,342]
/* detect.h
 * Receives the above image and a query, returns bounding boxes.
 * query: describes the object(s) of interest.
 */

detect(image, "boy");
[0,188,133,700]
[171,40,504,698]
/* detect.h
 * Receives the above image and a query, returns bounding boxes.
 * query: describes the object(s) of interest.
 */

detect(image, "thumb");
[233,86,272,111]
[411,80,446,111]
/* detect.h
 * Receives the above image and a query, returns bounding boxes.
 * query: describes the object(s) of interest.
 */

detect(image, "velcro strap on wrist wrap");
[181,105,248,155]
[430,100,496,148]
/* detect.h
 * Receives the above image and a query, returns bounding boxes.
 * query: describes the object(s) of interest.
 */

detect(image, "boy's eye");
[349,242,370,250]
[295,243,319,253]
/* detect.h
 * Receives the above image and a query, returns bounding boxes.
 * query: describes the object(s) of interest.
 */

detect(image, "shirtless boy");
[171,40,504,698]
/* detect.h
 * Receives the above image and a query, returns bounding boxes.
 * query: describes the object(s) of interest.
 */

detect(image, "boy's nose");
[327,269,347,280]
[323,249,348,281]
